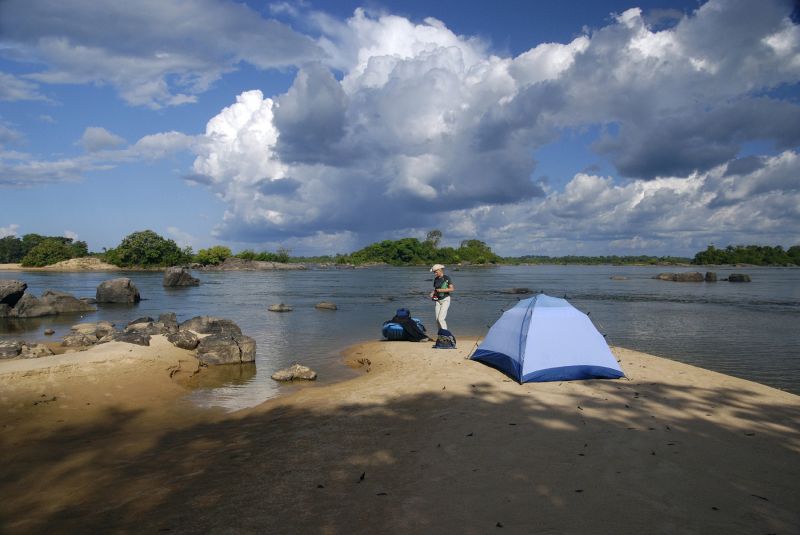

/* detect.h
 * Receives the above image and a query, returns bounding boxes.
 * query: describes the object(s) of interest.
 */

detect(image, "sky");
[1,0,799,257]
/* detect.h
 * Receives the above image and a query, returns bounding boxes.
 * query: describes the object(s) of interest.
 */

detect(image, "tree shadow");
[0,376,798,534]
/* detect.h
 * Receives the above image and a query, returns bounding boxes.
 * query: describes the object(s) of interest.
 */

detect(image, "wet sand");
[0,338,798,534]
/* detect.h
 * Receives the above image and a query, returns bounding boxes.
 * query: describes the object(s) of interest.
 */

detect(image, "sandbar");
[0,337,797,534]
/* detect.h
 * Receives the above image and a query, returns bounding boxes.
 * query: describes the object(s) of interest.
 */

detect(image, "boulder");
[195,334,256,365]
[166,330,199,350]
[0,340,22,359]
[163,266,200,287]
[268,303,293,312]
[96,278,140,304]
[0,280,26,307]
[271,363,318,382]
[126,321,170,335]
[655,272,704,282]
[62,332,97,348]
[728,273,752,282]
[128,316,155,326]
[10,290,95,318]
[44,328,55,336]
[158,312,179,332]
[674,272,704,282]
[71,321,116,339]
[609,276,629,281]
[20,343,54,359]
[108,331,151,346]
[180,316,243,336]
[315,302,338,310]
[705,271,718,282]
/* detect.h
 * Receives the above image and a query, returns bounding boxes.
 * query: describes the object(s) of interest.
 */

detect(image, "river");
[2,265,798,409]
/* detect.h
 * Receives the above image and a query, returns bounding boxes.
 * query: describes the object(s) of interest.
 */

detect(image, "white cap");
[430,264,445,272]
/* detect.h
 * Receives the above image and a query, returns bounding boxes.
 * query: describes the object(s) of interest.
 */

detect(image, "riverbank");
[0,337,797,534]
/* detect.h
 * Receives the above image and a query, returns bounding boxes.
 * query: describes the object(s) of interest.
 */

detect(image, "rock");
[201,257,306,271]
[268,303,293,312]
[610,276,629,280]
[166,330,199,350]
[195,334,256,365]
[71,321,116,339]
[62,332,97,348]
[705,271,718,282]
[96,278,140,304]
[0,280,26,307]
[0,304,10,317]
[158,312,179,332]
[179,316,243,336]
[80,297,97,305]
[501,288,534,294]
[10,290,95,318]
[0,340,22,359]
[655,272,704,282]
[44,329,55,336]
[271,363,318,381]
[163,266,200,287]
[315,302,338,310]
[108,331,151,346]
[128,316,155,326]
[728,273,752,282]
[125,322,169,335]
[674,272,704,282]
[20,343,54,359]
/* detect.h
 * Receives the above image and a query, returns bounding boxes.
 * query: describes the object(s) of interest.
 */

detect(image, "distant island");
[1,230,798,269]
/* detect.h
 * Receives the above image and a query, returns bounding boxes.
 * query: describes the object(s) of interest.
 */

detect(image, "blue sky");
[1,0,798,257]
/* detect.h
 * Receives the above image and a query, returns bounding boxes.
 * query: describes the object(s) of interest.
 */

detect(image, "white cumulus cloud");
[187,0,800,254]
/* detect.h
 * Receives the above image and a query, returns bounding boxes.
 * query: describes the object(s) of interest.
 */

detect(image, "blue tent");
[471,294,624,383]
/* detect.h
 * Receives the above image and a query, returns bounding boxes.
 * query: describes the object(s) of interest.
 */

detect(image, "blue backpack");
[434,328,456,349]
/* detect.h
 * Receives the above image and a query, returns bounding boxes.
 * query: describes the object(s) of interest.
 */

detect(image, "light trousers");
[435,296,450,331]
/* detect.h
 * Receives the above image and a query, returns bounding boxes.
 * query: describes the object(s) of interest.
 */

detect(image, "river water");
[2,265,798,408]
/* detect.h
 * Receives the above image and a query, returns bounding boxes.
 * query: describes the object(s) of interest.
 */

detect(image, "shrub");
[20,239,76,267]
[104,230,191,267]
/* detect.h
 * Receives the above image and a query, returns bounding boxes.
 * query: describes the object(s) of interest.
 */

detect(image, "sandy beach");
[1,337,798,534]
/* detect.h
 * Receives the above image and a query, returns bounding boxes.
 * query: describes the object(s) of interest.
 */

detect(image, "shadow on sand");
[1,376,798,534]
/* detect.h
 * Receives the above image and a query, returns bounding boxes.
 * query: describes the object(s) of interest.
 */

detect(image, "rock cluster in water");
[654,271,751,282]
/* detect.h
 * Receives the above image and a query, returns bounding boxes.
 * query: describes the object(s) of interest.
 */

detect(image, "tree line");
[1,230,798,267]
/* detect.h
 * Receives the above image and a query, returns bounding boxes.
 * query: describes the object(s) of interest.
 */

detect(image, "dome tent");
[471,294,624,383]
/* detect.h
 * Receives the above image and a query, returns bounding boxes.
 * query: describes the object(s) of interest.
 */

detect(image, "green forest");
[1,230,798,267]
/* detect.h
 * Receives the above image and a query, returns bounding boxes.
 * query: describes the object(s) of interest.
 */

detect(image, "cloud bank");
[189,1,800,254]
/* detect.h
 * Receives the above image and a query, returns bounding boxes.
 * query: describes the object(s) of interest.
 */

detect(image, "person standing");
[430,264,454,331]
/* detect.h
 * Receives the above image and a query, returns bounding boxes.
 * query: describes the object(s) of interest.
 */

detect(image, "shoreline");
[3,261,795,273]
[0,338,798,533]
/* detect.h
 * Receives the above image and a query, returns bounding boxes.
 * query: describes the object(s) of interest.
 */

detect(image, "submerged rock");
[315,302,338,310]
[728,273,752,282]
[268,303,293,312]
[271,363,317,382]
